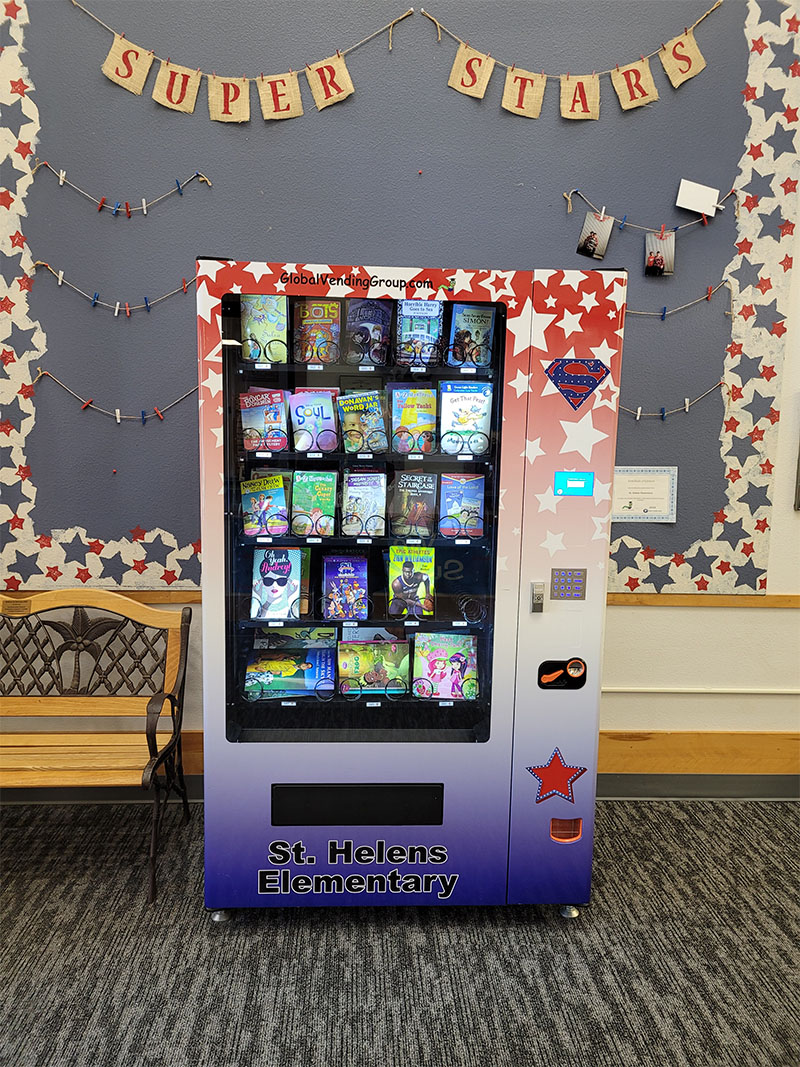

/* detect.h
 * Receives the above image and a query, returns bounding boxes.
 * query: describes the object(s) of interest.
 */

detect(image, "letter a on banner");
[305,54,355,111]
[659,30,707,88]
[101,34,154,95]
[257,71,304,120]
[501,67,546,118]
[559,74,600,119]
[152,60,202,114]
[610,57,659,111]
[208,75,251,122]
[448,43,496,99]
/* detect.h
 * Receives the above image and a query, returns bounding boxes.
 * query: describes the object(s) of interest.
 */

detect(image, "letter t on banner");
[152,60,202,113]
[101,34,154,94]
[659,30,707,87]
[559,73,600,119]
[610,57,659,111]
[501,67,546,118]
[305,55,355,110]
[448,43,496,99]
[257,71,304,119]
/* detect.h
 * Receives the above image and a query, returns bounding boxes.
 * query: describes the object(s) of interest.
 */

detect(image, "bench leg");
[148,778,166,905]
[174,739,191,825]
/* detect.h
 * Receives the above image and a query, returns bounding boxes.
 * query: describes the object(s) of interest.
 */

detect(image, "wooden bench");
[0,589,192,903]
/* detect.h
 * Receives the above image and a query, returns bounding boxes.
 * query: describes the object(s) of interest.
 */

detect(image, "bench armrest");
[142,691,182,790]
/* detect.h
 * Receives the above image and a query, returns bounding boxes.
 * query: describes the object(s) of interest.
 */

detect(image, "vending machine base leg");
[209,909,234,923]
[559,905,581,920]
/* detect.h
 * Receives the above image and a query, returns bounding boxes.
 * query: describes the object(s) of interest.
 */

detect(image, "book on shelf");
[244,647,336,699]
[388,385,437,453]
[388,545,435,617]
[288,391,338,452]
[341,470,386,537]
[299,546,311,616]
[396,299,444,364]
[412,633,479,700]
[337,640,410,694]
[241,474,288,537]
[291,470,337,537]
[439,381,493,454]
[239,389,288,452]
[251,468,293,512]
[337,391,389,454]
[323,556,369,620]
[253,626,338,649]
[447,304,495,366]
[240,294,288,363]
[439,473,485,537]
[293,299,341,363]
[251,547,303,620]
[344,298,392,364]
[389,471,437,536]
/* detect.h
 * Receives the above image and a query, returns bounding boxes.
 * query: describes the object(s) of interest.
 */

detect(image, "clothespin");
[661,307,667,321]
[141,198,147,216]
[619,215,627,230]
[659,223,665,239]
[58,169,66,186]
[81,398,93,409]
[154,406,164,420]
[114,301,120,317]
[57,269,64,286]
[97,197,106,212]
[115,408,121,424]
[701,213,708,226]
[660,407,666,421]
[684,398,690,413]
[182,278,188,293]
[125,202,131,218]
[144,296,151,312]
[112,202,121,216]
[636,406,642,421]
[175,179,183,196]
[707,286,713,301]
[141,410,147,425]
[599,205,606,220]
[91,292,99,307]
[125,302,131,317]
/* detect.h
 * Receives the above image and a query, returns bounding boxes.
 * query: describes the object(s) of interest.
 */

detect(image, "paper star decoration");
[527,748,587,804]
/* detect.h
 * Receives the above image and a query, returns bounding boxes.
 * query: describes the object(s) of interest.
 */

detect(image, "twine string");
[32,161,211,212]
[619,379,724,418]
[343,8,414,54]
[564,187,738,233]
[36,368,198,421]
[32,262,198,311]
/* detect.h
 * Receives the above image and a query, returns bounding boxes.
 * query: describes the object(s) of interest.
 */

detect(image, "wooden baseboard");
[181,730,800,776]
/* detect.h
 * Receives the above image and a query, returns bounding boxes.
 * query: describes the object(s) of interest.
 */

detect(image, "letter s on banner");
[658,30,707,88]
[447,43,496,99]
[101,34,154,95]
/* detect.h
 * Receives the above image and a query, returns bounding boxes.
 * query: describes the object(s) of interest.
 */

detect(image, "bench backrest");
[0,590,191,717]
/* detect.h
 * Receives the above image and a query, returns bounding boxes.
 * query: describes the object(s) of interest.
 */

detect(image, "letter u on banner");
[305,54,354,111]
[659,30,707,88]
[610,57,659,111]
[559,73,600,119]
[257,71,304,120]
[101,34,154,94]
[208,75,250,122]
[152,60,202,114]
[448,43,495,99]
[501,67,546,117]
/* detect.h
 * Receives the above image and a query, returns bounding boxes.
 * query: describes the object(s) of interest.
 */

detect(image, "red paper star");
[76,567,92,584]
[17,382,35,399]
[9,514,24,531]
[766,409,780,426]
[35,534,52,548]
[9,78,28,97]
[779,254,793,272]
[717,560,732,575]
[0,296,15,314]
[1,348,14,366]
[130,559,148,574]
[625,576,640,591]
[729,384,744,402]
[780,177,798,195]
[15,463,31,480]
[713,509,728,524]
[46,566,62,582]
[749,426,765,443]
[191,538,202,555]
[741,194,760,214]
[0,189,13,209]
[726,341,743,358]
[784,105,799,123]
[742,84,758,102]
[760,459,774,475]
[695,576,710,591]
[755,518,769,532]
[788,12,800,31]
[755,276,772,295]
[747,143,764,161]
[526,748,587,804]
[4,575,22,591]
[780,220,795,238]
[738,304,755,321]
[671,553,686,567]
[130,525,147,541]
[0,419,13,436]
[3,0,21,18]
[9,231,26,249]
[723,416,740,433]
[791,60,800,78]
[641,546,656,561]
[759,577,768,590]
[16,274,33,292]
[14,140,32,161]
[726,468,742,483]
[735,238,753,255]
[751,36,768,55]
[761,365,777,382]
[741,542,755,558]
[771,321,787,338]
[160,569,178,585]
[88,539,104,554]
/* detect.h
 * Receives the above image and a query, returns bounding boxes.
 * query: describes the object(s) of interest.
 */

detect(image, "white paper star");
[540,530,566,557]
[593,478,611,504]
[274,279,288,293]
[451,269,475,294]
[559,270,587,291]
[531,307,557,352]
[592,514,611,540]
[509,369,532,397]
[539,358,560,396]
[507,296,535,358]
[521,437,545,465]
[592,381,619,411]
[282,263,298,275]
[243,262,273,284]
[535,485,560,514]
[544,295,557,308]
[589,337,617,363]
[204,339,223,363]
[229,283,242,294]
[478,270,516,302]
[534,269,558,288]
[513,527,521,536]
[203,368,223,398]
[578,290,599,312]
[498,488,507,511]
[556,308,583,339]
[196,280,219,325]
[197,260,226,282]
[607,281,627,310]
[559,409,608,461]
[211,425,224,448]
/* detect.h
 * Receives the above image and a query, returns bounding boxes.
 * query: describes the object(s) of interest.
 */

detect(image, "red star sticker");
[755,276,772,295]
[738,304,755,321]
[671,553,686,567]
[791,60,800,77]
[726,468,742,483]
[35,534,52,548]
[742,84,758,101]
[717,560,732,575]
[761,365,777,382]
[779,254,793,272]
[735,238,753,255]
[788,13,800,31]
[747,142,764,161]
[88,539,104,554]
[4,575,22,591]
[784,105,799,123]
[780,220,795,238]
[16,274,33,292]
[641,546,656,561]
[1,348,14,366]
[8,514,24,531]
[0,189,13,209]
[760,459,774,475]
[17,382,35,399]
[741,542,755,558]
[755,518,769,532]
[741,194,760,214]
[130,525,147,541]
[191,538,202,555]
[76,567,92,584]
[3,0,21,17]
[625,576,640,591]
[14,140,32,161]
[723,416,740,433]
[526,748,587,804]
[766,409,780,426]
[9,231,26,249]
[9,78,28,97]
[695,577,710,591]
[751,36,768,55]
[0,419,13,436]
[130,559,148,574]
[749,426,765,443]
[0,296,15,314]
[161,569,178,585]
[759,577,768,590]
[46,566,63,581]
[15,463,31,480]
[781,177,799,195]
[713,509,728,524]
[726,342,743,358]
[730,384,744,402]
[771,321,787,338]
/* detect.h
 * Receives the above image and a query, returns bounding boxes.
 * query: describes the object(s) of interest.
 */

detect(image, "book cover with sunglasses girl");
[239,389,289,452]
[341,470,386,537]
[292,298,341,364]
[439,381,493,455]
[251,547,303,620]
[240,293,289,364]
[288,391,338,453]
[344,298,392,365]
[291,471,337,537]
[446,304,495,367]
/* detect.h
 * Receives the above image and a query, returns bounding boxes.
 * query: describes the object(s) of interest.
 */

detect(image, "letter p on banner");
[501,67,546,118]
[610,57,659,111]
[152,60,202,114]
[101,34,154,95]
[658,30,707,88]
[448,43,496,99]
[305,54,354,111]
[208,75,251,122]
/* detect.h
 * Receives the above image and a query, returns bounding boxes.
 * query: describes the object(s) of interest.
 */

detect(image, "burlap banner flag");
[257,71,304,120]
[560,74,600,120]
[152,60,202,114]
[501,67,547,118]
[305,54,355,111]
[208,75,251,123]
[610,57,659,111]
[659,30,707,87]
[448,43,496,99]
[102,34,153,95]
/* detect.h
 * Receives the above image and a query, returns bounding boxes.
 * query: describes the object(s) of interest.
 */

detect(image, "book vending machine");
[197,260,627,915]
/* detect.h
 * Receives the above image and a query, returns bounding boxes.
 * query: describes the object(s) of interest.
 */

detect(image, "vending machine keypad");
[550,568,587,600]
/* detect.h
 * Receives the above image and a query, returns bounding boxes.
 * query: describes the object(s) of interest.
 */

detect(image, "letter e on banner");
[559,73,600,120]
[610,57,658,111]
[152,61,202,114]
[257,71,304,120]
[208,75,251,122]
[305,54,354,111]
[101,34,154,95]
[448,43,496,100]
[501,67,546,118]
[658,30,707,88]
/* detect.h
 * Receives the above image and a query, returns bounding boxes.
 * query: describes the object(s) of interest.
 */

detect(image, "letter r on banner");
[101,34,154,95]
[257,71,304,119]
[658,30,707,88]
[152,61,202,114]
[448,43,496,99]
[501,67,546,117]
[305,54,355,111]
[610,57,659,111]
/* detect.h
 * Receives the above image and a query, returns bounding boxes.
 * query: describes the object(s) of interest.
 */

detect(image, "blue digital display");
[554,471,595,496]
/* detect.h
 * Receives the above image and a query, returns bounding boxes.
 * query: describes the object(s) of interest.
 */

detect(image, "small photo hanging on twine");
[644,230,675,277]
[576,210,614,260]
